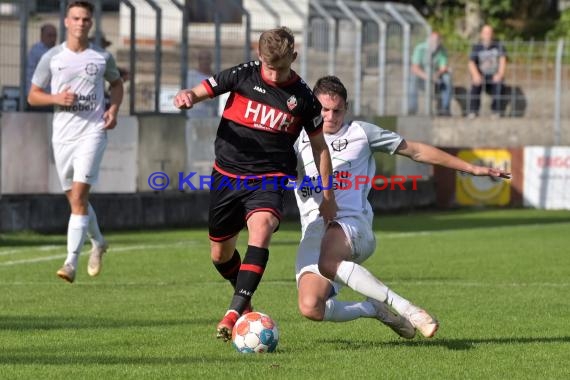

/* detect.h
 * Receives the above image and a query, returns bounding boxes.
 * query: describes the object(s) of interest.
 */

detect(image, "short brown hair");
[67,1,94,15]
[258,27,295,64]
[313,76,348,104]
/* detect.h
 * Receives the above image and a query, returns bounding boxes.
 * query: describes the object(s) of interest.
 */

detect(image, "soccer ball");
[232,312,279,353]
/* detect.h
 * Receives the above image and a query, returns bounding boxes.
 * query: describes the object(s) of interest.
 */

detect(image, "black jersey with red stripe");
[201,60,323,177]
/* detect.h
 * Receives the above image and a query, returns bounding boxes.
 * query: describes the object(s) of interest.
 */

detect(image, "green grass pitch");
[1,208,569,379]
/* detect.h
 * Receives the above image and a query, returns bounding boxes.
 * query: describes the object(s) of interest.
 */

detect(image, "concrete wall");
[1,112,53,194]
[92,116,139,193]
[1,113,141,194]
[397,115,570,147]
[137,114,187,192]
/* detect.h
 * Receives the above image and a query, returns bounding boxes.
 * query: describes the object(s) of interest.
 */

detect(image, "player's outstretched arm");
[308,131,338,222]
[396,140,511,179]
[173,83,210,110]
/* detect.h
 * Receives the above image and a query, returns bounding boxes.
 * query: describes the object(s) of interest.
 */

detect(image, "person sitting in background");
[26,23,57,111]
[467,25,507,118]
[408,32,452,116]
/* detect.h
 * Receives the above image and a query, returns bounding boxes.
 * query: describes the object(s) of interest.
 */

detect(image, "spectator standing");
[409,32,452,116]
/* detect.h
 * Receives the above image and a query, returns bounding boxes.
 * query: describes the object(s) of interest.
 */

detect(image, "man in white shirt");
[28,1,124,283]
[294,76,511,338]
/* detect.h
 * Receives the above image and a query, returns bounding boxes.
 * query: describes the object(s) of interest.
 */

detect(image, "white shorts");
[295,215,376,294]
[52,134,107,191]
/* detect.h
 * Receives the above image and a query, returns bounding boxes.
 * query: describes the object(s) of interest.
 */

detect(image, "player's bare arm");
[308,132,338,222]
[104,78,124,130]
[28,84,76,107]
[173,83,210,109]
[396,140,511,179]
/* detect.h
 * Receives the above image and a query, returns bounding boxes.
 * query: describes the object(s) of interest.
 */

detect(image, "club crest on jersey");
[85,63,98,75]
[287,95,298,110]
[331,139,348,152]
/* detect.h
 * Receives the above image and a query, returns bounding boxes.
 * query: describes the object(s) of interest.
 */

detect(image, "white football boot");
[87,240,108,277]
[56,263,76,283]
[404,305,439,338]
[367,298,416,339]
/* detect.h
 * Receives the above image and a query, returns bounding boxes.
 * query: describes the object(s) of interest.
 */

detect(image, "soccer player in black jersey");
[174,27,338,341]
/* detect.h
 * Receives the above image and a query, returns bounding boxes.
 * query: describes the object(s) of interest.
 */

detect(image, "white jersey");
[32,42,121,144]
[294,121,403,228]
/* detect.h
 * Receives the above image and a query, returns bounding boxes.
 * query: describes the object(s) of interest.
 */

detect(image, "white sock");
[65,214,89,268]
[323,298,376,322]
[87,203,104,247]
[335,261,412,315]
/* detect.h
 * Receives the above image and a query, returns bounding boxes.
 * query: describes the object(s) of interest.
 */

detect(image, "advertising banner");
[456,149,512,206]
[523,147,570,209]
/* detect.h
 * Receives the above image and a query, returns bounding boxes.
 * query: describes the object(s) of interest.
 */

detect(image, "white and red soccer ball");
[232,312,279,353]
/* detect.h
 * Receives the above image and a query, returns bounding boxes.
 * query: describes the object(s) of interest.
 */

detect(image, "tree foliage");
[390,0,559,40]
[546,9,570,40]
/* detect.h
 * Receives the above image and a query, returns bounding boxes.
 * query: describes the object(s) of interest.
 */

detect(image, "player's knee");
[210,251,224,263]
[247,212,279,234]
[210,246,233,263]
[67,192,88,212]
[298,297,325,321]
[317,260,337,281]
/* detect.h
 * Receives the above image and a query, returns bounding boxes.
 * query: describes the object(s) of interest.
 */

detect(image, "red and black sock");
[229,245,269,313]
[213,249,241,289]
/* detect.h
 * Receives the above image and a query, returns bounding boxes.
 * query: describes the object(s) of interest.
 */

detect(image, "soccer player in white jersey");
[27,1,124,283]
[294,76,511,338]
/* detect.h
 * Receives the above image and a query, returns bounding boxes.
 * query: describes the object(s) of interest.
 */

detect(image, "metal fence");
[1,0,569,142]
[306,0,430,117]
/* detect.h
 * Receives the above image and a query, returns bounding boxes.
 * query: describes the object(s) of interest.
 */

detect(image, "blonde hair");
[258,27,295,64]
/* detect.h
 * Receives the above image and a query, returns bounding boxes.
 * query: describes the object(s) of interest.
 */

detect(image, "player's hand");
[174,89,194,109]
[319,196,338,224]
[472,165,511,179]
[103,110,118,130]
[54,85,76,106]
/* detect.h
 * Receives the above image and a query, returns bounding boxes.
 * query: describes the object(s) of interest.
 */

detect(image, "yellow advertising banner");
[456,149,512,205]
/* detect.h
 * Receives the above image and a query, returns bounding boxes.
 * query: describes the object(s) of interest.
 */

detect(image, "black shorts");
[208,169,286,241]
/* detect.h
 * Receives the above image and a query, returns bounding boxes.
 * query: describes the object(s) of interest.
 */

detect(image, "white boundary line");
[2,221,568,265]
[0,241,201,267]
